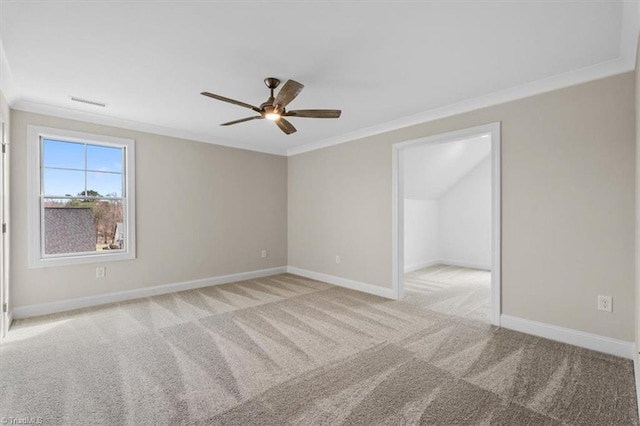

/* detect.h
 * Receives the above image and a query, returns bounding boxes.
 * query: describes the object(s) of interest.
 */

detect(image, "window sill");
[28,251,135,269]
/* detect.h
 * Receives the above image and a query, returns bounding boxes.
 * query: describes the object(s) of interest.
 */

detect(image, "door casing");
[391,122,502,326]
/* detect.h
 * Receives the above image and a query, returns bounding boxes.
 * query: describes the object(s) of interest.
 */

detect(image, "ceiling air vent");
[70,96,107,107]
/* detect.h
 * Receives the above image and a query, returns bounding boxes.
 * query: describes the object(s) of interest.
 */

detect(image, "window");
[28,126,135,267]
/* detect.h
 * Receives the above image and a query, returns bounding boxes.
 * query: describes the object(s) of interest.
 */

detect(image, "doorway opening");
[392,123,501,325]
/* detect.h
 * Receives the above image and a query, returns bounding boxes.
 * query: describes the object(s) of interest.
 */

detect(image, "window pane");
[87,145,123,173]
[43,168,85,196]
[43,198,125,255]
[87,172,123,197]
[42,139,85,170]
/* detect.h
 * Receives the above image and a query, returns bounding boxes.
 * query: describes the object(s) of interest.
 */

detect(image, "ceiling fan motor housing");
[260,99,284,114]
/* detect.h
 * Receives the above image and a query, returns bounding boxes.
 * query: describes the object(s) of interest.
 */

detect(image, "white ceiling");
[0,1,637,156]
[403,136,491,200]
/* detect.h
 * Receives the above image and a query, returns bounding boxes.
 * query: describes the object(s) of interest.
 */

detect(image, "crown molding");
[14,51,634,159]
[3,3,638,158]
[287,57,632,156]
[3,36,287,156]
[288,1,639,157]
[2,32,286,156]
[11,100,287,156]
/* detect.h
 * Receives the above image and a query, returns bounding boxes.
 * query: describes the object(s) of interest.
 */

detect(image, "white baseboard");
[404,259,439,273]
[439,258,491,271]
[287,266,396,300]
[0,312,12,342]
[404,259,491,273]
[12,266,287,319]
[501,314,635,359]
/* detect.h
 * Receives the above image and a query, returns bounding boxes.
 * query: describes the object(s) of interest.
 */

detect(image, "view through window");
[41,138,126,256]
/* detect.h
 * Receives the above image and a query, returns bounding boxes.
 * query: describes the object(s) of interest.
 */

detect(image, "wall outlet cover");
[597,295,612,312]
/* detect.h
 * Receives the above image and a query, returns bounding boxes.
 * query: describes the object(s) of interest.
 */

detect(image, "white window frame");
[27,125,136,268]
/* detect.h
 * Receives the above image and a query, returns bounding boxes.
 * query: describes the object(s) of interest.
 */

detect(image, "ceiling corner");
[0,39,19,106]
[12,99,289,157]
[621,0,640,69]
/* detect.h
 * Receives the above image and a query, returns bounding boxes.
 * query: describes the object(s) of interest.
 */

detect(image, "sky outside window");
[42,138,123,197]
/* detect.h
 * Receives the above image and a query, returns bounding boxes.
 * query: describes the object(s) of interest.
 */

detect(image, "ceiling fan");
[201,78,341,135]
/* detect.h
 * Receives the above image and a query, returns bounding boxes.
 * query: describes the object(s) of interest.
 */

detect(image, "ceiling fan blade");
[275,117,297,135]
[220,116,264,126]
[274,80,304,108]
[284,109,341,119]
[201,92,261,112]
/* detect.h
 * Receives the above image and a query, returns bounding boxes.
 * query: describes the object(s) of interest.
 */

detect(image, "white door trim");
[0,117,8,339]
[392,122,502,326]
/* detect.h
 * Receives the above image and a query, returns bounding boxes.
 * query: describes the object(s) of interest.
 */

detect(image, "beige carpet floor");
[404,264,492,323]
[0,273,637,425]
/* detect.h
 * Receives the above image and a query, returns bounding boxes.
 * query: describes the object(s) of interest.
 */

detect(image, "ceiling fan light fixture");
[201,77,341,135]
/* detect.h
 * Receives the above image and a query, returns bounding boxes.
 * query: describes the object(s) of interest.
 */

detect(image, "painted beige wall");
[289,72,635,341]
[11,110,287,307]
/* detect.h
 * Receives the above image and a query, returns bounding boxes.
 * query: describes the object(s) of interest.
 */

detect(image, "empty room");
[0,1,639,425]
[401,132,495,324]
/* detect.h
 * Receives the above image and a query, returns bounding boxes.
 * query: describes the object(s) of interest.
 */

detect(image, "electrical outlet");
[96,267,106,278]
[335,255,340,264]
[261,249,267,258]
[597,295,612,312]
